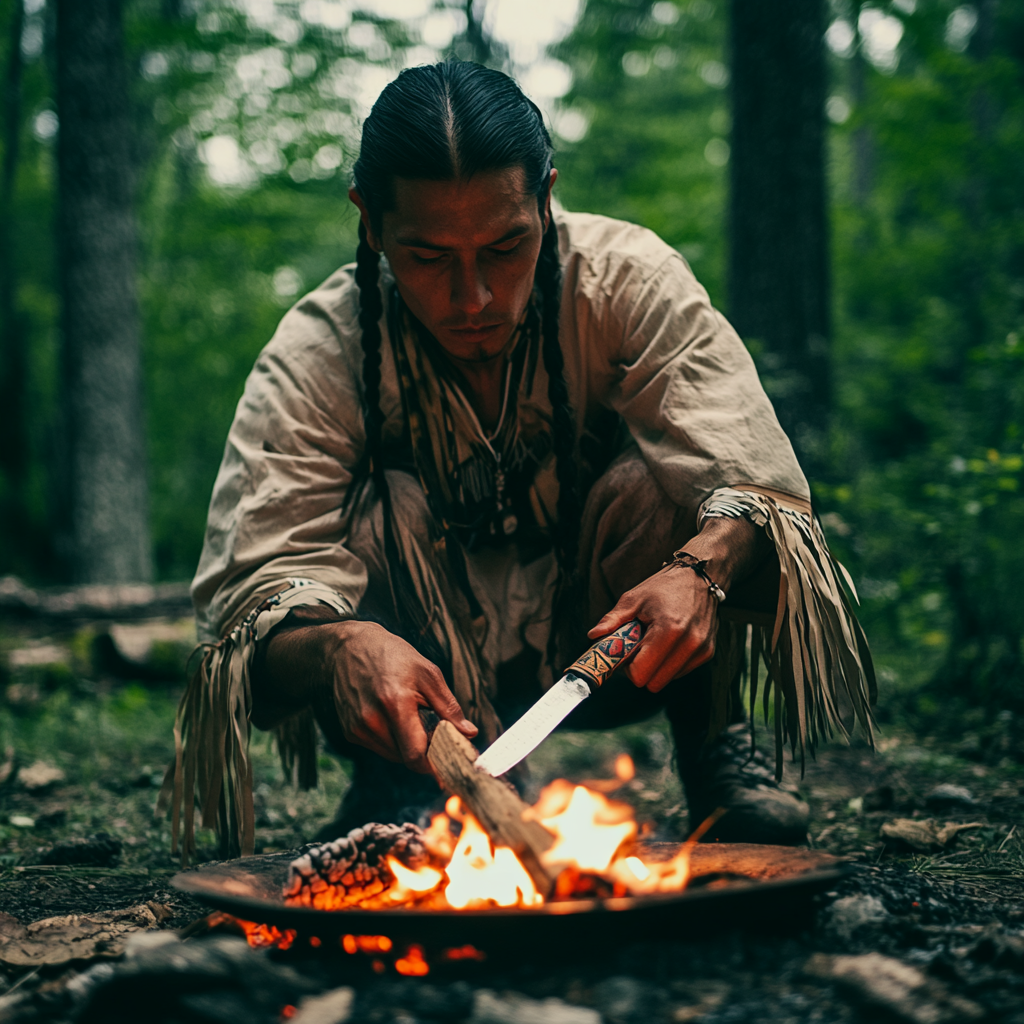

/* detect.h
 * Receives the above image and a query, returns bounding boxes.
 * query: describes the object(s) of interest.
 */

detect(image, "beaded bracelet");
[662,549,727,603]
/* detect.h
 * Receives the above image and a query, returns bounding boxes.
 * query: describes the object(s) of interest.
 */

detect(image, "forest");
[0,1,1023,1022]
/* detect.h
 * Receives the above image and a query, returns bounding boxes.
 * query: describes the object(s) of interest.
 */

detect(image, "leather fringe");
[157,579,351,865]
[704,489,877,778]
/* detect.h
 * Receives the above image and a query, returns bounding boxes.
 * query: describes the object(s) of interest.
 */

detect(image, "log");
[426,721,557,897]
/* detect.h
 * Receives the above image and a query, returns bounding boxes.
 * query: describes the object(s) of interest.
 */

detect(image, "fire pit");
[173,842,849,957]
[174,733,850,970]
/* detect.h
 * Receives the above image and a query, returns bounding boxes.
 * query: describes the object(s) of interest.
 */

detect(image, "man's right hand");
[258,619,477,775]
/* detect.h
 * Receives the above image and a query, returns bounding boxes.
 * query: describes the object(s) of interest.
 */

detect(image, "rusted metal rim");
[172,843,851,947]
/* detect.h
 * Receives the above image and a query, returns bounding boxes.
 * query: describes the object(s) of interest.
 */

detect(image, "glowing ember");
[235,919,297,950]
[443,810,543,909]
[395,943,430,976]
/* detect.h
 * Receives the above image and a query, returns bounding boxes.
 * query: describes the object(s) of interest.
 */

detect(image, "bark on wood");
[728,0,831,465]
[427,721,557,897]
[56,0,151,583]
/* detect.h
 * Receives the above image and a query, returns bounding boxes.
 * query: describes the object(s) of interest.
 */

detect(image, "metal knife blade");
[473,672,592,778]
[472,618,645,778]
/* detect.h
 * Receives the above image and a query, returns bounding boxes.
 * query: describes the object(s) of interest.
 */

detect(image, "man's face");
[351,167,554,365]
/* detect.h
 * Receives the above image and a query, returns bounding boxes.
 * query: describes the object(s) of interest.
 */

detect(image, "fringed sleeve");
[158,578,353,864]
[700,487,877,779]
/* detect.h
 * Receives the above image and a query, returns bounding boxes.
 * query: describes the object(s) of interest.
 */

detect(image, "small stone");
[824,894,890,940]
[292,986,355,1024]
[925,784,975,810]
[471,990,601,1024]
[805,952,984,1023]
[17,760,65,792]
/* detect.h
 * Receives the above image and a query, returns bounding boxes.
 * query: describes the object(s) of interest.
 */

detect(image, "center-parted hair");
[351,60,579,572]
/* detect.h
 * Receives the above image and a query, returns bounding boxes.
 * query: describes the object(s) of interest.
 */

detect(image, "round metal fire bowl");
[172,844,851,951]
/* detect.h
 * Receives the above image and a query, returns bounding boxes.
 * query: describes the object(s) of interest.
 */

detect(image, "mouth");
[446,323,505,342]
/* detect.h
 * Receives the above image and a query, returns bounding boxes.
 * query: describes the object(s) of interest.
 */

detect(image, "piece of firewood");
[426,721,557,897]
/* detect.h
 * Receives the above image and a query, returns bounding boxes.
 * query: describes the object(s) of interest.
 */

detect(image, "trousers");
[316,449,747,832]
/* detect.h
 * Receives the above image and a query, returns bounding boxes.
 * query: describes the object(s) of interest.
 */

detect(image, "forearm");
[674,513,772,595]
[252,618,354,730]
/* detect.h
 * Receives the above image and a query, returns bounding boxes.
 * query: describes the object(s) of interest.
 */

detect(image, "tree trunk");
[728,0,831,467]
[55,0,151,583]
[0,0,28,553]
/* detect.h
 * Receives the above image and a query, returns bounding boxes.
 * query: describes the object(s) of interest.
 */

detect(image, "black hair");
[351,60,579,572]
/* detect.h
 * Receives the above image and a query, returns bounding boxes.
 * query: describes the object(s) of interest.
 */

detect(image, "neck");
[446,354,508,432]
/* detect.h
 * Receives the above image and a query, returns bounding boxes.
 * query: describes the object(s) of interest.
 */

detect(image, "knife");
[473,619,645,778]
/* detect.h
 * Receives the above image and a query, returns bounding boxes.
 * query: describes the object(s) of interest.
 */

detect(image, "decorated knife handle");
[567,619,644,689]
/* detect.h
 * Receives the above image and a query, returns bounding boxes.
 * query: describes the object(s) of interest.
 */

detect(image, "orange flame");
[442,808,543,909]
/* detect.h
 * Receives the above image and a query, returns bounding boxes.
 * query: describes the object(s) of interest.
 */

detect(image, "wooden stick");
[427,721,557,897]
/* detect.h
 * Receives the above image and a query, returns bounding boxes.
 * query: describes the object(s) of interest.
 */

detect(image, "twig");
[5,967,40,996]
[996,824,1016,854]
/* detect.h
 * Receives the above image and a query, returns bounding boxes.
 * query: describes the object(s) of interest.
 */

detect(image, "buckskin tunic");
[164,211,874,860]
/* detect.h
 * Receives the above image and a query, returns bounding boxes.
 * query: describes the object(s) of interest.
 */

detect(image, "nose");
[450,254,491,317]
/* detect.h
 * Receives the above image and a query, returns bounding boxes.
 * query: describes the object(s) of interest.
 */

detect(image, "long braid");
[536,215,579,572]
[355,221,385,485]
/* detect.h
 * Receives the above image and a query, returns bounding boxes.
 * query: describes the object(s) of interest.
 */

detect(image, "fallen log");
[0,575,191,622]
[426,720,557,898]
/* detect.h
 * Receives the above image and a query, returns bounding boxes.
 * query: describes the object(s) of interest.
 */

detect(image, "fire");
[443,810,543,909]
[532,781,637,872]
[277,753,706,919]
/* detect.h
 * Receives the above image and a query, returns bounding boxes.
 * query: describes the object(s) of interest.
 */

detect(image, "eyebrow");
[395,224,532,251]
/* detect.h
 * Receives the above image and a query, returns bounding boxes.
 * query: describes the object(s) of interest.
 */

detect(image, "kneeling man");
[171,61,874,861]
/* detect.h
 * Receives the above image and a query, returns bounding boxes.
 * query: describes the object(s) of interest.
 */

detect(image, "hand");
[260,620,477,774]
[588,567,719,693]
[586,515,766,693]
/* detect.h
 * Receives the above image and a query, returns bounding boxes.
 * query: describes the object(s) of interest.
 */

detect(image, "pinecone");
[284,822,431,908]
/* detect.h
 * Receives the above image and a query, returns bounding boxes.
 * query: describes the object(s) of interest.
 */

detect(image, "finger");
[621,623,673,690]
[391,703,433,774]
[587,593,640,639]
[420,665,478,738]
[646,625,717,693]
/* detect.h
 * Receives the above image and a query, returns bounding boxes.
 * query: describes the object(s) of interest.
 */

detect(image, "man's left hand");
[587,515,766,693]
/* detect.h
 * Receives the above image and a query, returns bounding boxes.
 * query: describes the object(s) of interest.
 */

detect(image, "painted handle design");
[567,619,644,689]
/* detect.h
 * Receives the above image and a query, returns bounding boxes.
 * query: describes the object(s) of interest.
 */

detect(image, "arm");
[589,514,772,691]
[255,618,477,774]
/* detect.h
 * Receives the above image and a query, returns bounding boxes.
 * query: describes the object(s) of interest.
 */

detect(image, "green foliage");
[1,0,1022,737]
[553,0,730,303]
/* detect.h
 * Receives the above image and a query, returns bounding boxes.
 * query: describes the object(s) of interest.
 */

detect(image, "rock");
[925,784,975,810]
[863,785,895,811]
[292,987,356,1024]
[471,990,602,1024]
[40,832,122,867]
[968,923,1024,971]
[0,903,168,968]
[805,952,984,1023]
[823,894,890,940]
[17,760,65,791]
[594,976,667,1024]
[880,818,983,852]
[74,935,321,1024]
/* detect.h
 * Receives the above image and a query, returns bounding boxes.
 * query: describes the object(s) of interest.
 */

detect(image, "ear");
[349,188,383,252]
[541,168,558,232]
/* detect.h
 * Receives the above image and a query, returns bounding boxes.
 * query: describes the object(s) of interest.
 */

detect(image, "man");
[169,62,874,862]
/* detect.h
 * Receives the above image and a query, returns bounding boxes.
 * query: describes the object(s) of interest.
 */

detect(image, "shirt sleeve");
[190,271,371,642]
[561,217,810,511]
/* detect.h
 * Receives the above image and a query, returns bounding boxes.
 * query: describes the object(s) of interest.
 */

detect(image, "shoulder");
[555,210,706,332]
[246,263,366,409]
[556,210,687,285]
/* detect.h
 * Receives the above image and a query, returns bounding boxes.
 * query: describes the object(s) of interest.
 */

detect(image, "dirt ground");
[1,615,1023,1022]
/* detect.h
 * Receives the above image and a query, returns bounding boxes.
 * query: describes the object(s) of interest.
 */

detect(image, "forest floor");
[0,614,1022,1023]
